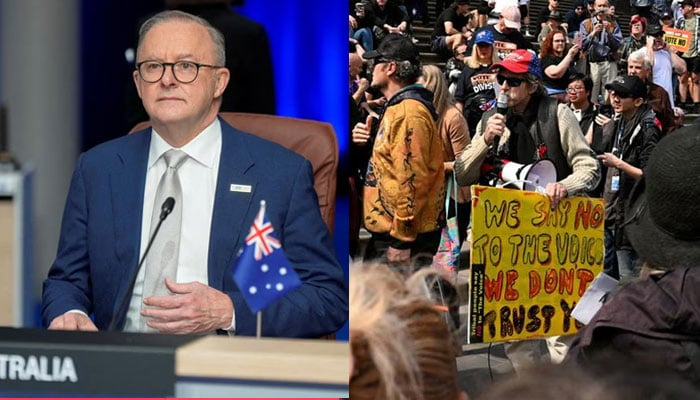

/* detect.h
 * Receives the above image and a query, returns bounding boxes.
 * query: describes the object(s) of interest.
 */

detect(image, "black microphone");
[108,196,176,331]
[494,92,509,150]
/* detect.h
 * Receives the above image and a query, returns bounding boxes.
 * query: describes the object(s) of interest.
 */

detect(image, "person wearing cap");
[627,48,677,135]
[454,29,500,135]
[352,34,445,267]
[455,48,599,206]
[617,15,647,73]
[566,0,590,39]
[431,0,472,61]
[580,0,623,104]
[646,22,687,110]
[535,0,561,39]
[537,11,567,45]
[466,5,533,60]
[597,75,661,280]
[659,9,675,27]
[454,49,599,371]
[565,126,700,387]
[674,0,700,112]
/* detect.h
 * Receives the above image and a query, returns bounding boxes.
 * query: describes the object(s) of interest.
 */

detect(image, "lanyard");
[612,118,625,159]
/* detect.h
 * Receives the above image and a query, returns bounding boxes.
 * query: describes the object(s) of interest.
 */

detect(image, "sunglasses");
[369,57,393,68]
[611,90,633,99]
[496,75,525,87]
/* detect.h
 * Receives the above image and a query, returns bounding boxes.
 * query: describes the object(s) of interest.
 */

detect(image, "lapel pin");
[230,184,252,193]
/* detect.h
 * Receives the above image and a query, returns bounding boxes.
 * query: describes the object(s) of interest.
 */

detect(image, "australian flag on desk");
[233,201,302,313]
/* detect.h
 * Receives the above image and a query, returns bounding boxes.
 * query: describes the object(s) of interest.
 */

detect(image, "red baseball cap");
[490,49,542,78]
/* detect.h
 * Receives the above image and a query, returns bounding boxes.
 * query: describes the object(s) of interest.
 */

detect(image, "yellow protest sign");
[663,27,691,53]
[468,186,604,344]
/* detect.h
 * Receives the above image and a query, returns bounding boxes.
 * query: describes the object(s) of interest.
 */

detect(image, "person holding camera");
[597,75,661,281]
[580,0,623,104]
[350,0,376,51]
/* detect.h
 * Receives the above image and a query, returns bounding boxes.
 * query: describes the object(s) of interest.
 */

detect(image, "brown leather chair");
[130,112,338,232]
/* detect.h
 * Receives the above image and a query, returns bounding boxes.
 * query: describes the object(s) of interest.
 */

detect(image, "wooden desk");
[0,328,348,398]
[176,336,348,398]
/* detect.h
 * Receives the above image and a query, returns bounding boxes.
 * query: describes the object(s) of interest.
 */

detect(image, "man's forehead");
[139,21,212,57]
[142,20,209,45]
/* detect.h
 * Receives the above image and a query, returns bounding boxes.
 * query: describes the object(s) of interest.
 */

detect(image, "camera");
[599,104,613,118]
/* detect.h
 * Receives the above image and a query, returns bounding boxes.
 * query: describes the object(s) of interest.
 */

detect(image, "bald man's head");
[350,53,363,77]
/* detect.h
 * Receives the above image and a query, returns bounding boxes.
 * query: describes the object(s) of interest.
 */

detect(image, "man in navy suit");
[41,10,347,337]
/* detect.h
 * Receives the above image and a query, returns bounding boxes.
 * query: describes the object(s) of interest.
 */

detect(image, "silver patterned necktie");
[141,149,188,331]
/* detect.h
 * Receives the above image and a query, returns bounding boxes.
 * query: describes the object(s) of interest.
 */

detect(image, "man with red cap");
[454,49,600,371]
[455,49,599,208]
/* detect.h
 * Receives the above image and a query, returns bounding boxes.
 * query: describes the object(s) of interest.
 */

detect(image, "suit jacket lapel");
[208,121,257,290]
[111,131,150,301]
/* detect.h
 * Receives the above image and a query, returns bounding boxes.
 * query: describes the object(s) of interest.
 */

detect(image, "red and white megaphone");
[498,159,558,192]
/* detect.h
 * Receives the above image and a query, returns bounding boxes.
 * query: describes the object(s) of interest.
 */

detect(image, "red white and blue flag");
[232,201,302,313]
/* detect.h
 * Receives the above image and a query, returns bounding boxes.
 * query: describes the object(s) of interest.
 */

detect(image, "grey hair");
[525,73,547,97]
[628,48,651,70]
[395,59,423,85]
[136,10,226,65]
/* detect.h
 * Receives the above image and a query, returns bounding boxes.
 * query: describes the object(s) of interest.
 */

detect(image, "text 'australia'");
[0,354,78,382]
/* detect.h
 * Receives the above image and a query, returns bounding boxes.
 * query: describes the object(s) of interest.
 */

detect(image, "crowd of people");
[350,0,700,398]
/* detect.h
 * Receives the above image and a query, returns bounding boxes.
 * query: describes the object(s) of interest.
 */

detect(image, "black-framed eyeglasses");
[136,60,223,83]
[567,86,585,92]
[496,75,524,87]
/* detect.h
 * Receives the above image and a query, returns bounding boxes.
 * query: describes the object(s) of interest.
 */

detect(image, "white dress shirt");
[124,119,222,332]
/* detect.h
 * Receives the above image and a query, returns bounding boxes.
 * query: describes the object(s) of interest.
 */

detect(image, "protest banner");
[493,40,517,59]
[468,186,604,344]
[663,27,691,53]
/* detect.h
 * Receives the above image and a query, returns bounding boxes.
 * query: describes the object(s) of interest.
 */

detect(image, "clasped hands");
[49,279,234,334]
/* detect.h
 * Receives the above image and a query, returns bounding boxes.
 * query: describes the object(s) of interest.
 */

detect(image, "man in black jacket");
[597,75,660,281]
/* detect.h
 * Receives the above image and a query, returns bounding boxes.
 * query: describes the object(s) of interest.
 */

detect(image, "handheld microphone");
[496,92,508,115]
[107,196,176,331]
[493,92,509,150]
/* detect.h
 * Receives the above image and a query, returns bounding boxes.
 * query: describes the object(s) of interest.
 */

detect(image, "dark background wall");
[1,0,348,338]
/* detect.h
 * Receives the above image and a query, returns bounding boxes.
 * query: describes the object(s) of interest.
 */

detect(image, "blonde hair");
[466,43,499,69]
[349,264,461,400]
[421,65,455,124]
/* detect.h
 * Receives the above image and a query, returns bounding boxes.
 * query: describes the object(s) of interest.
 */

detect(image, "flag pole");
[256,311,262,338]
